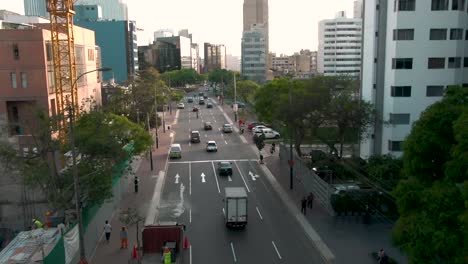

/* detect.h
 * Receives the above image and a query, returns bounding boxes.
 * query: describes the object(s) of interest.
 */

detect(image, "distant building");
[226,54,241,72]
[204,43,226,73]
[310,51,318,73]
[270,49,317,79]
[74,4,138,83]
[154,29,174,41]
[23,0,48,18]
[139,35,192,73]
[0,23,102,229]
[77,0,128,20]
[241,24,267,83]
[0,10,49,29]
[360,0,468,158]
[353,0,363,19]
[191,43,201,73]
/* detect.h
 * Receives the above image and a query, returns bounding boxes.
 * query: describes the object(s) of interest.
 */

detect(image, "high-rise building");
[318,10,362,77]
[23,0,48,18]
[78,0,128,20]
[360,0,468,158]
[204,43,226,73]
[75,5,138,83]
[140,36,192,72]
[191,43,201,73]
[310,51,318,74]
[242,0,269,82]
[154,29,174,41]
[226,54,241,72]
[241,24,267,83]
[353,0,363,18]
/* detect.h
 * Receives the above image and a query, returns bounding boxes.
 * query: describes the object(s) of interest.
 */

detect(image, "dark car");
[207,103,213,108]
[203,95,208,99]
[204,122,213,130]
[199,92,204,96]
[218,161,233,176]
[190,130,201,143]
[192,107,199,112]
[187,97,194,103]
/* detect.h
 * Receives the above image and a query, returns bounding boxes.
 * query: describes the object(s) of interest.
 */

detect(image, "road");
[158,90,324,264]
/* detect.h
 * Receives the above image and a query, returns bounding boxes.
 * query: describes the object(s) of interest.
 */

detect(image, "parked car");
[204,122,213,130]
[190,130,201,143]
[192,107,199,112]
[248,121,270,130]
[232,102,246,109]
[252,125,267,134]
[206,141,218,152]
[218,161,233,176]
[223,124,233,133]
[177,103,185,109]
[259,128,280,139]
[207,102,213,108]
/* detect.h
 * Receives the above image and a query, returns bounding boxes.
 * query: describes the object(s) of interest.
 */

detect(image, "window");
[11,73,17,88]
[389,113,410,124]
[391,86,412,97]
[13,44,19,60]
[452,0,465,10]
[393,29,414,40]
[428,57,445,69]
[21,72,27,88]
[392,58,413,69]
[432,0,449,10]
[395,0,416,11]
[430,29,447,40]
[464,57,468,67]
[87,49,94,61]
[426,86,444,96]
[388,141,403,151]
[46,43,52,61]
[47,71,55,93]
[448,57,461,68]
[450,28,463,40]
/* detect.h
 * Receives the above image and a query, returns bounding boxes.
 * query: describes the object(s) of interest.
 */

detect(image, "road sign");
[233,104,238,112]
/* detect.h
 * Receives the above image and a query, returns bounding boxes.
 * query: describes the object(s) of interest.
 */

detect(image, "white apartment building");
[360,0,468,158]
[318,8,363,77]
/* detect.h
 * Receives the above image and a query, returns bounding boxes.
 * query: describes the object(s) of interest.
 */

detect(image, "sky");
[2,0,356,56]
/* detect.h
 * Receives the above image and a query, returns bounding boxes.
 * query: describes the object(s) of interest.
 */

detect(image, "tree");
[161,68,201,87]
[364,155,403,191]
[236,80,259,104]
[392,86,468,263]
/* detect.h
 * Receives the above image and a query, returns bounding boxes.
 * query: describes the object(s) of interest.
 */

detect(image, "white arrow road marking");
[228,176,233,182]
[175,173,180,184]
[201,172,206,183]
[230,242,237,262]
[272,241,282,259]
[249,171,256,181]
[256,206,263,220]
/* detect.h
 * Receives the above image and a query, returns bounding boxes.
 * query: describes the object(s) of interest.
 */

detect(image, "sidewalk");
[90,112,176,264]
[215,97,407,264]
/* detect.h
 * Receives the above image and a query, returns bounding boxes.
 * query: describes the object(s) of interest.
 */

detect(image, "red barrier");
[142,224,183,254]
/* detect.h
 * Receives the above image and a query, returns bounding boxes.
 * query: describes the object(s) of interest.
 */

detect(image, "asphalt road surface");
[158,90,324,264]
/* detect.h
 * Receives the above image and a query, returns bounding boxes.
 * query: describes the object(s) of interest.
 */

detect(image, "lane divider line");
[230,242,237,263]
[234,161,251,193]
[189,162,192,195]
[211,161,221,193]
[256,206,263,220]
[272,241,282,260]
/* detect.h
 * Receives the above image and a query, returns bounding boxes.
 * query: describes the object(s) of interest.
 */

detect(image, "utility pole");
[234,73,237,122]
[146,113,153,171]
[162,92,166,133]
[289,85,294,190]
[154,89,159,149]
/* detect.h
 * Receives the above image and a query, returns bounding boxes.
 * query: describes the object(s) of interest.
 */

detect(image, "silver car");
[222,124,233,133]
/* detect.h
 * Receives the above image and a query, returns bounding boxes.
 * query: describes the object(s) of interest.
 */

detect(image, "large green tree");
[393,86,468,263]
[236,80,259,104]
[161,68,201,87]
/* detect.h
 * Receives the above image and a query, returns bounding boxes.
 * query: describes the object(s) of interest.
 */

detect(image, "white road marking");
[190,245,192,264]
[189,209,192,223]
[210,162,221,193]
[249,171,260,181]
[272,241,282,259]
[228,176,232,182]
[225,140,228,145]
[234,161,251,193]
[222,207,225,216]
[189,163,192,195]
[175,173,180,184]
[256,206,263,220]
[201,172,206,183]
[230,242,237,262]
[169,159,256,164]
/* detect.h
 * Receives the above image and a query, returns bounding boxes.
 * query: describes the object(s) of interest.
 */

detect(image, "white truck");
[224,187,248,229]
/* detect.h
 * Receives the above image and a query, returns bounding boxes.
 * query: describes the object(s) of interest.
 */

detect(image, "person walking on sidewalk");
[120,226,128,249]
[103,221,112,244]
[307,192,314,209]
[134,176,139,193]
[301,197,307,215]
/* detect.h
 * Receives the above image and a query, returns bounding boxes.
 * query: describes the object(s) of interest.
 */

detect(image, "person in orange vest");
[162,247,172,264]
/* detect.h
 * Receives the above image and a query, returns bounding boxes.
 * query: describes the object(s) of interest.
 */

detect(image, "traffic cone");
[184,236,189,249]
[132,245,138,259]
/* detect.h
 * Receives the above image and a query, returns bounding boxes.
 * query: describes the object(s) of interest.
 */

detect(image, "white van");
[169,144,182,159]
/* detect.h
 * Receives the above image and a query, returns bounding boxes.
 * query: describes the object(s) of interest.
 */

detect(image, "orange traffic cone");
[184,236,189,249]
[132,245,138,259]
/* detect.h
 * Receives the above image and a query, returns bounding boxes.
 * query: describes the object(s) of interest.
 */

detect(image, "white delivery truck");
[224,187,248,229]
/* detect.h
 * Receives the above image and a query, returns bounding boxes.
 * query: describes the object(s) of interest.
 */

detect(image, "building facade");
[0,24,102,230]
[241,24,267,83]
[23,0,48,18]
[242,0,269,82]
[154,29,174,41]
[204,43,226,73]
[360,0,468,158]
[78,0,128,20]
[318,9,363,77]
[271,49,318,78]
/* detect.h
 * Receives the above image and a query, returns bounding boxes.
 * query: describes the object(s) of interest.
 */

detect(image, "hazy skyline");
[3,0,356,56]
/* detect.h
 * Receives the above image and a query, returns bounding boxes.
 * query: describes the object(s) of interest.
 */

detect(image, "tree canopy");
[393,86,468,263]
[160,68,202,87]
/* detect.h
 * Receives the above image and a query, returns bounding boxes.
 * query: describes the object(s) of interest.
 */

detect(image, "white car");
[252,125,267,134]
[260,128,281,139]
[177,103,185,109]
[206,141,218,152]
[222,124,233,133]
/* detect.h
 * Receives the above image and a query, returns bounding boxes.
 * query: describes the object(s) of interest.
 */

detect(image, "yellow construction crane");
[46,0,77,138]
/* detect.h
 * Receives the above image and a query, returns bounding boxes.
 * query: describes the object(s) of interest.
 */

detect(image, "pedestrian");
[120,226,128,249]
[103,220,112,244]
[259,153,264,164]
[32,219,43,229]
[57,221,66,236]
[378,248,389,264]
[162,247,172,264]
[307,192,314,209]
[301,197,307,215]
[134,176,139,193]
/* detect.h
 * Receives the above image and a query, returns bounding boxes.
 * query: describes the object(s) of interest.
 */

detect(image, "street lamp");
[68,67,111,264]
[233,73,238,122]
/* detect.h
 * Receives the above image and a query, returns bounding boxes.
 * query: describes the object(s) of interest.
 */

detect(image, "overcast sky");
[3,0,356,56]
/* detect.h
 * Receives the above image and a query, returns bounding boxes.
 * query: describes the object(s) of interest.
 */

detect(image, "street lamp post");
[289,85,294,190]
[69,67,111,264]
[154,89,159,149]
[233,73,238,122]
